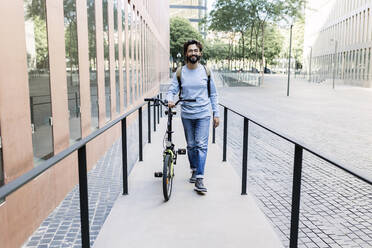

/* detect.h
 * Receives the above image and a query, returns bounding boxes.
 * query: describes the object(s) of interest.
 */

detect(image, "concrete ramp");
[93,117,283,248]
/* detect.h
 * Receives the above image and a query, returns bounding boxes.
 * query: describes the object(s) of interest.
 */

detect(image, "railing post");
[289,144,304,248]
[75,92,79,117]
[30,97,34,130]
[157,95,160,124]
[78,145,90,248]
[153,100,156,132]
[138,107,143,161]
[148,101,151,143]
[223,107,228,162]
[121,117,128,195]
[241,118,249,195]
[160,93,163,118]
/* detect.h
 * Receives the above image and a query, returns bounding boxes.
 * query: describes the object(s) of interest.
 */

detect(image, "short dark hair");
[183,40,203,55]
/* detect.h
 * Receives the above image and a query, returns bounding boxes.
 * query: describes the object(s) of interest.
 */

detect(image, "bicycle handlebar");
[144,97,196,107]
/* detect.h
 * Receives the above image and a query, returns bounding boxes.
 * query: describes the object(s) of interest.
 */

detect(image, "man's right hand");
[168,101,175,108]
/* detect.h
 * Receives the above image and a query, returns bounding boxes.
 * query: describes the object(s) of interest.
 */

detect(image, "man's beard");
[186,55,200,64]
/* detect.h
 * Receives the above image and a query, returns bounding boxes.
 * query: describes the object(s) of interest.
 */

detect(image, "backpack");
[176,65,211,98]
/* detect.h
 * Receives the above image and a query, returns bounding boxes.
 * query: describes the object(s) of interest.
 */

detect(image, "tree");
[170,17,203,68]
[207,0,305,75]
[209,0,256,69]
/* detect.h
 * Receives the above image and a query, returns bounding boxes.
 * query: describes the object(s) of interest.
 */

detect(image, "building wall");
[304,0,372,87]
[170,0,207,35]
[0,0,169,247]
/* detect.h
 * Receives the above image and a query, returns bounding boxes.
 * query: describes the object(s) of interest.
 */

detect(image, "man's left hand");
[213,117,220,128]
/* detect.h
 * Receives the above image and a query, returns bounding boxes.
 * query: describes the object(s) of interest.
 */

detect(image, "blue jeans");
[181,117,210,178]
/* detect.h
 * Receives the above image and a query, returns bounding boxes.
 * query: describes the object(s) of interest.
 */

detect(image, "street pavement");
[214,74,372,248]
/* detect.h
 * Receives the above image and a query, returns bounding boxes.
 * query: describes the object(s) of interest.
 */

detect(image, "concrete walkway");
[93,116,283,248]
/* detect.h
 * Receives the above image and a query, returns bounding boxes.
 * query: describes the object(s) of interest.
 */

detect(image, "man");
[167,40,220,193]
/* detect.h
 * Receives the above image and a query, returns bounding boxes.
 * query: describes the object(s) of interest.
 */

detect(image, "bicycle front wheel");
[162,153,173,201]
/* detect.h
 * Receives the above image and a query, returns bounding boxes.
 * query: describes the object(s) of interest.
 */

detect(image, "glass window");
[133,8,137,101]
[121,0,127,108]
[24,0,54,163]
[128,2,133,105]
[114,0,120,113]
[103,0,111,120]
[64,0,82,142]
[140,18,144,96]
[87,0,99,130]
[135,12,140,100]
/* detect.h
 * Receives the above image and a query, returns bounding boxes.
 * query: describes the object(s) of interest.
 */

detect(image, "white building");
[304,0,372,87]
[170,0,207,36]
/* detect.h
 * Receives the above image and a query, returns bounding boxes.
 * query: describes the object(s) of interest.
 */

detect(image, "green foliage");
[64,0,79,69]
[24,0,49,70]
[33,15,49,69]
[259,25,283,65]
[204,41,229,61]
[206,0,305,68]
[170,17,203,61]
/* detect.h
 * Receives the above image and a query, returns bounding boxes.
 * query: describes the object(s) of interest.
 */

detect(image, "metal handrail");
[213,103,371,248]
[218,103,372,185]
[0,95,163,248]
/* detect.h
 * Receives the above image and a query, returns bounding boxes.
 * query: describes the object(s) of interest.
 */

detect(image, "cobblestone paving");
[23,108,150,248]
[216,74,372,180]
[215,105,372,248]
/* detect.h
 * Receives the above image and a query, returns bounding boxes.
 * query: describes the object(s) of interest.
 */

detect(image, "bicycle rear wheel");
[162,153,173,201]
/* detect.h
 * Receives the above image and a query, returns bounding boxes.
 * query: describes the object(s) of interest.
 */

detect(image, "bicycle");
[144,97,196,201]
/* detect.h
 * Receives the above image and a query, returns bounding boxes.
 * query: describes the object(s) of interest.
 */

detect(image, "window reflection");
[103,0,111,120]
[128,3,133,105]
[64,0,82,142]
[114,0,120,113]
[24,0,54,163]
[133,8,137,101]
[121,0,127,108]
[87,0,99,129]
[139,17,143,96]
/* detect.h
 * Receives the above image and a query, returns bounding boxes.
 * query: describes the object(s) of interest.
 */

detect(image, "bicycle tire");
[162,153,173,201]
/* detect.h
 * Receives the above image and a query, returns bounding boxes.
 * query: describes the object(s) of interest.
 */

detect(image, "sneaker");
[189,170,197,183]
[194,178,207,192]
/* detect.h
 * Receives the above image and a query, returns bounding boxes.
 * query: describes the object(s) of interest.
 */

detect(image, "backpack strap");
[203,65,211,98]
[176,67,182,98]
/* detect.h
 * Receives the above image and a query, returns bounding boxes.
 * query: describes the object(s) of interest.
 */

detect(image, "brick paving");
[214,75,372,247]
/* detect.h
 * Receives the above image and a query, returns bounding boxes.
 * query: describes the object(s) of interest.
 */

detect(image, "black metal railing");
[0,94,163,248]
[213,103,372,248]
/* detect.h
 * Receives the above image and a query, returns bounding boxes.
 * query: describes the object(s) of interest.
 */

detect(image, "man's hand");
[168,101,175,108]
[213,117,220,128]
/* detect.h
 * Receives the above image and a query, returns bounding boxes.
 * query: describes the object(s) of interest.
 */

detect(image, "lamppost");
[287,24,293,97]
[330,38,338,89]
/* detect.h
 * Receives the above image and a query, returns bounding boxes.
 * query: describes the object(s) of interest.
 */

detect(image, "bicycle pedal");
[154,172,163,177]
[177,148,186,155]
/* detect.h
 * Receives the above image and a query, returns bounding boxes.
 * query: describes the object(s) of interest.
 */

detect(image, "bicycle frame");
[144,96,195,201]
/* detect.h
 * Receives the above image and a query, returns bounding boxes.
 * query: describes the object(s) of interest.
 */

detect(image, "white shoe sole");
[194,187,207,193]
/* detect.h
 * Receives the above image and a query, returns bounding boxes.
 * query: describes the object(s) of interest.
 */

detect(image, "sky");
[207,0,215,14]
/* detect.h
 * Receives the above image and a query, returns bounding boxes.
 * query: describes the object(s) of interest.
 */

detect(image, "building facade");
[170,0,207,36]
[304,0,372,87]
[0,0,169,247]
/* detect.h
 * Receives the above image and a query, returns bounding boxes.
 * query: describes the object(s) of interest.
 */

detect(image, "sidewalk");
[93,116,283,248]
